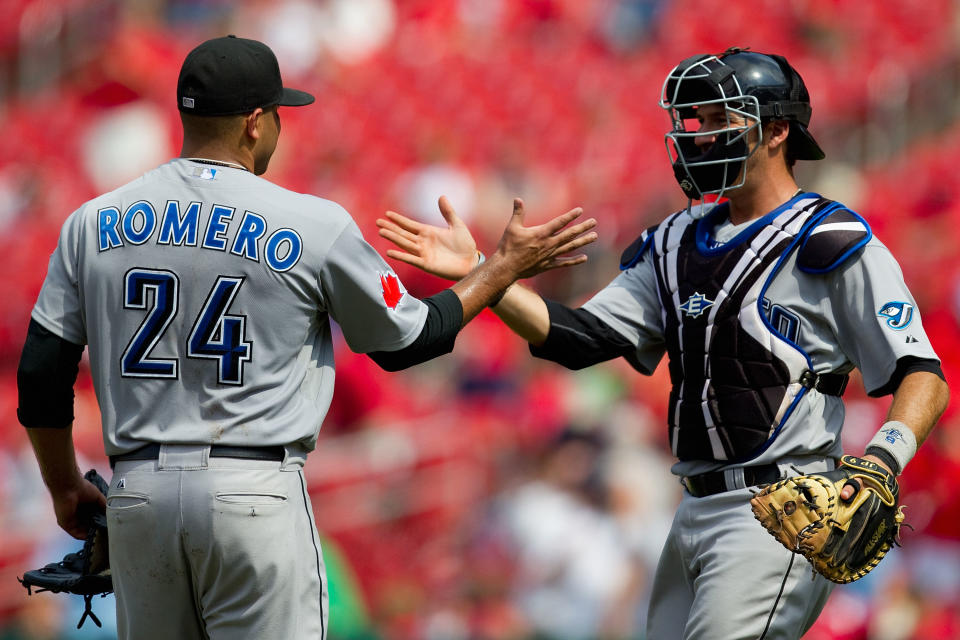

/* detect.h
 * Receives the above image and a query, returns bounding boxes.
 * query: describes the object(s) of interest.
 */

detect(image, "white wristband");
[865,421,917,475]
[476,251,485,265]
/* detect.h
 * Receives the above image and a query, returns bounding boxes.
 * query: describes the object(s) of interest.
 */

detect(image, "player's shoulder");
[69,161,174,214]
[271,189,359,247]
[65,174,150,230]
[259,181,353,222]
[795,197,872,274]
[619,206,694,270]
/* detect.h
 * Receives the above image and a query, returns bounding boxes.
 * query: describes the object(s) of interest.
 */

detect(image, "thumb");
[510,198,525,225]
[437,196,462,228]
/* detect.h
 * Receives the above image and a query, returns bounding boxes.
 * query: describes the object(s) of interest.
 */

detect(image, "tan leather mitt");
[750,455,906,583]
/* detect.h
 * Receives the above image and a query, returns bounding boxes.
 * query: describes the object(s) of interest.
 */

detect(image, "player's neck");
[726,174,801,225]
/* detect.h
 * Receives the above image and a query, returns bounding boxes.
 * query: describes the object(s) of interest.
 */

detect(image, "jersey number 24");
[121,268,251,385]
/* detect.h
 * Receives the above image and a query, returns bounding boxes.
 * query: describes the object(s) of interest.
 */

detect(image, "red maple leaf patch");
[380,272,403,309]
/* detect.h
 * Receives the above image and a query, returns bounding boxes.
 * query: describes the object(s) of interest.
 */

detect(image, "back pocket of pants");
[107,493,150,510]
[215,492,287,505]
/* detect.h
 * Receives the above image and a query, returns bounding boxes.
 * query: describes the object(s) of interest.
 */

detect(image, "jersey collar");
[695,191,819,255]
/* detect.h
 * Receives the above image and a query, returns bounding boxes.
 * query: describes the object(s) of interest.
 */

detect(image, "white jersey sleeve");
[581,256,666,375]
[829,240,939,394]
[32,208,87,344]
[320,220,427,353]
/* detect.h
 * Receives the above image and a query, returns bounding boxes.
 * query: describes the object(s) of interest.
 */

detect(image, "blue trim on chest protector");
[736,198,846,461]
[795,209,872,274]
[694,191,819,255]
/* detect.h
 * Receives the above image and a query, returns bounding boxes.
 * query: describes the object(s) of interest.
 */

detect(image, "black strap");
[682,463,782,498]
[78,594,102,629]
[110,443,285,469]
[798,370,849,396]
[367,289,462,372]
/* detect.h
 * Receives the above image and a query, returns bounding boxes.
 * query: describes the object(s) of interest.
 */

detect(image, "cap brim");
[278,87,315,107]
[790,122,826,161]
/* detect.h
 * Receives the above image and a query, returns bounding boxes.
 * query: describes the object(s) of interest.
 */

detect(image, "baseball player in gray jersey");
[16,35,597,640]
[378,49,950,638]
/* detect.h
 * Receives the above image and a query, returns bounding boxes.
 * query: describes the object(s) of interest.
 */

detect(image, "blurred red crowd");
[0,1,958,638]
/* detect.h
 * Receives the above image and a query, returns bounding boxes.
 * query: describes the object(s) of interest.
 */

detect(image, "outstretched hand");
[494,198,596,279]
[377,196,479,281]
[378,196,597,281]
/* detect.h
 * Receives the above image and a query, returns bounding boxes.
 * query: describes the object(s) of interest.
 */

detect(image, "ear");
[244,108,265,141]
[767,120,790,150]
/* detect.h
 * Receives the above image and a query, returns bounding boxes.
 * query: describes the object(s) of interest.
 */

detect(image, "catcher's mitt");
[749,455,906,584]
[19,469,112,628]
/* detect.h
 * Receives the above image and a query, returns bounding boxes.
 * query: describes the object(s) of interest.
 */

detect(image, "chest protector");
[639,195,865,462]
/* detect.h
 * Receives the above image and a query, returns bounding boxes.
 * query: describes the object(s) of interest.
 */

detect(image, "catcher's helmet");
[660,48,824,201]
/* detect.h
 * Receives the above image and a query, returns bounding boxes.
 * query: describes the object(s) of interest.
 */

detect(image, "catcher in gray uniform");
[377,49,950,638]
[16,35,597,640]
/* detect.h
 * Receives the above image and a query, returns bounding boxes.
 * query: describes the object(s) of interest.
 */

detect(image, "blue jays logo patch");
[879,426,906,445]
[877,301,913,330]
[679,292,715,318]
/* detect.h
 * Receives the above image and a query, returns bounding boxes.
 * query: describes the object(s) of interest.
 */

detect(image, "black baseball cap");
[177,35,315,116]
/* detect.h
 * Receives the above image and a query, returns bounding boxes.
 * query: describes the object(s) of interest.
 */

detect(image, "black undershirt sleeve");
[867,355,945,398]
[529,299,635,370]
[368,289,464,372]
[17,319,85,428]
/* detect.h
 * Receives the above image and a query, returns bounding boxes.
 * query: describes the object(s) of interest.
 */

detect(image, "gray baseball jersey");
[31,158,427,455]
[581,194,939,477]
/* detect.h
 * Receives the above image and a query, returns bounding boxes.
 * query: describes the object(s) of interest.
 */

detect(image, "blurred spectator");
[80,101,172,193]
[490,429,640,639]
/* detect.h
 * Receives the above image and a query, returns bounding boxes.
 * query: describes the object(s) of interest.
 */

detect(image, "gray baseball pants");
[107,444,328,640]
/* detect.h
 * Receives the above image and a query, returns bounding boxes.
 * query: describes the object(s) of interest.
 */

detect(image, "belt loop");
[280,445,307,470]
[723,466,746,490]
[157,444,210,470]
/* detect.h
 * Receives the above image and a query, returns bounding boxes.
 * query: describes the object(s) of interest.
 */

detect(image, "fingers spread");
[540,207,584,234]
[386,249,424,268]
[377,219,419,244]
[383,210,423,234]
[553,231,598,256]
[551,255,590,269]
[548,219,597,251]
[378,228,421,254]
[552,218,597,240]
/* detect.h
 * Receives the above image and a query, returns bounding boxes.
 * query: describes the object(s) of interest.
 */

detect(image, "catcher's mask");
[660,48,825,201]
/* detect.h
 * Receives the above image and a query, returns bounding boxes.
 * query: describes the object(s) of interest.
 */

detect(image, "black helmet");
[660,48,824,201]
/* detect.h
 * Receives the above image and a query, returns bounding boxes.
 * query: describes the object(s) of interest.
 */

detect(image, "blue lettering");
[98,207,122,251]
[765,299,801,343]
[158,200,200,246]
[265,229,302,272]
[122,201,157,245]
[98,199,301,274]
[203,205,234,251]
[230,211,267,261]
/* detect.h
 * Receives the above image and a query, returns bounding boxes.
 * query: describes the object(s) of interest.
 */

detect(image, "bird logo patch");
[877,301,913,330]
[380,273,404,310]
[879,426,906,445]
[679,292,715,318]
